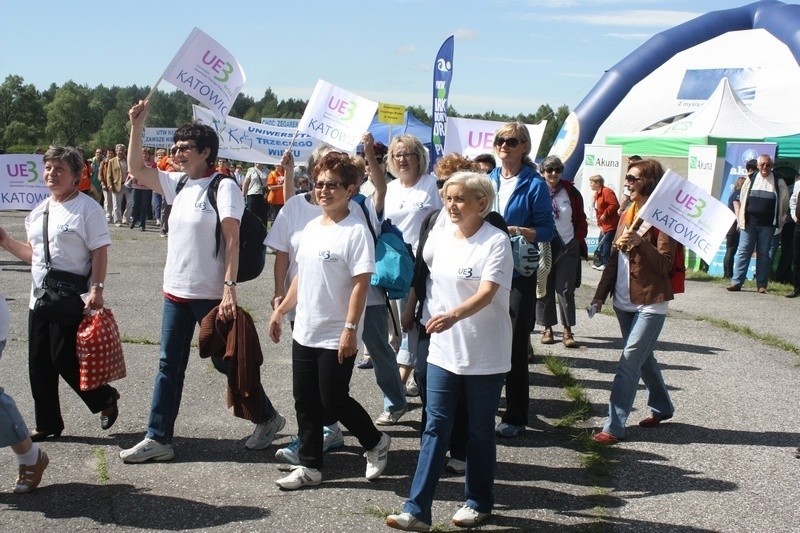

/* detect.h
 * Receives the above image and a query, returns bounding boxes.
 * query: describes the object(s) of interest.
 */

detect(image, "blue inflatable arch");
[557,0,800,179]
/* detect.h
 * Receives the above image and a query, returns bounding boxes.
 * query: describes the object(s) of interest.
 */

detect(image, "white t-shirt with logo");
[384,174,443,254]
[266,193,382,309]
[292,213,375,349]
[159,171,244,299]
[424,221,513,375]
[24,194,111,309]
[552,188,575,244]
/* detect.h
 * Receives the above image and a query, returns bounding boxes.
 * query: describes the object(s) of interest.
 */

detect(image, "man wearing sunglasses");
[727,154,788,293]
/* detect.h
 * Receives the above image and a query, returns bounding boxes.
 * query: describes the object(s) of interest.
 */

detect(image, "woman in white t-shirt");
[386,172,513,531]
[269,152,391,491]
[384,134,443,393]
[119,100,283,464]
[0,146,118,443]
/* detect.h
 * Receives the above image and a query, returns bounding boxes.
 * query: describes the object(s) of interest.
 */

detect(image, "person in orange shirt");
[267,165,286,222]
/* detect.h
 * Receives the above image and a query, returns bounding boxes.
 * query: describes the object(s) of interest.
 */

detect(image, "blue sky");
[1,0,795,117]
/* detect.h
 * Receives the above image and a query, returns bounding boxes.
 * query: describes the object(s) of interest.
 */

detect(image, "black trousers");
[501,274,537,427]
[292,341,381,470]
[28,310,117,433]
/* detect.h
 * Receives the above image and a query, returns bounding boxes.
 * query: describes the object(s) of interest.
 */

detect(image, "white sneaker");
[119,438,175,463]
[445,457,466,474]
[322,425,345,451]
[245,413,286,450]
[405,377,419,397]
[385,512,431,531]
[275,465,322,490]
[275,437,301,465]
[375,406,408,426]
[452,505,490,527]
[364,432,391,480]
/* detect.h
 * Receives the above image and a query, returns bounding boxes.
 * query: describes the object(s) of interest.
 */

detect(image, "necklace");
[53,189,79,203]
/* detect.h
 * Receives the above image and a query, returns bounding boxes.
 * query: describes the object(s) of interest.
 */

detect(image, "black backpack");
[176,173,267,283]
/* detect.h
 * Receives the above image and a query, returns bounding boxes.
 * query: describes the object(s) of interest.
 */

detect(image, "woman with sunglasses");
[488,122,556,439]
[385,135,443,397]
[536,155,588,348]
[268,151,391,490]
[590,159,677,445]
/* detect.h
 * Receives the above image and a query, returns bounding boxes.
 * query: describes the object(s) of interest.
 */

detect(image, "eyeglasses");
[624,174,643,183]
[494,137,521,148]
[542,167,563,174]
[313,181,345,190]
[174,144,197,154]
[392,152,418,160]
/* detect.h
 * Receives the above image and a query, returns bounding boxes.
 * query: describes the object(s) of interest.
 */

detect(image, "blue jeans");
[604,309,673,438]
[0,339,30,447]
[395,297,415,367]
[596,230,615,266]
[146,297,276,443]
[414,328,468,461]
[732,225,775,287]
[362,304,406,413]
[403,363,505,525]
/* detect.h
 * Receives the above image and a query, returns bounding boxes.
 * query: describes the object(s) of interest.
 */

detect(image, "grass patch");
[696,316,800,358]
[120,335,161,346]
[685,269,794,295]
[93,447,109,484]
[543,356,593,427]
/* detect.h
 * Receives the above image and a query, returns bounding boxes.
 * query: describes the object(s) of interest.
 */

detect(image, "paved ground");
[0,209,798,532]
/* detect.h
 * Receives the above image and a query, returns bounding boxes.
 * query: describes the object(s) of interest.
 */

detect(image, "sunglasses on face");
[494,137,521,148]
[542,167,563,174]
[624,174,643,183]
[314,181,345,190]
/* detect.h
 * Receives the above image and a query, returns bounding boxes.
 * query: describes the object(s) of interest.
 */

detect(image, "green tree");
[0,75,46,152]
[45,81,94,146]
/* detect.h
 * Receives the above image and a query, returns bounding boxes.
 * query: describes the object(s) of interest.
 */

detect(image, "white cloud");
[396,45,415,55]
[542,9,700,27]
[604,32,652,40]
[453,28,478,40]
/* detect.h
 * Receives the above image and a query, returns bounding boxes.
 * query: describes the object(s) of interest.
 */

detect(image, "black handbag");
[32,203,89,324]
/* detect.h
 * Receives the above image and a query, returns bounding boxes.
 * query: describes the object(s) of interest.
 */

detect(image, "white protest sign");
[0,154,47,210]
[160,27,245,120]
[637,169,735,263]
[443,117,546,161]
[142,128,177,148]
[193,105,321,164]
[687,145,717,193]
[297,80,379,151]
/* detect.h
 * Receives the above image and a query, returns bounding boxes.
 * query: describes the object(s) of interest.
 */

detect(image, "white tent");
[604,77,799,157]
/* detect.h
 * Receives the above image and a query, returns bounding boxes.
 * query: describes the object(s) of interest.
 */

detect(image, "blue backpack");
[353,195,414,299]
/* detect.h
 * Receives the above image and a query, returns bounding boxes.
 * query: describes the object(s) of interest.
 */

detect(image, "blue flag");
[431,35,454,168]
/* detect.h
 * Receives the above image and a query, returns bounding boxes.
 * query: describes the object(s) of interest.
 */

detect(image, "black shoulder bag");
[32,202,90,324]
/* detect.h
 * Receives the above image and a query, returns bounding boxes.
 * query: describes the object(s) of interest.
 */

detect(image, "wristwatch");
[91,282,104,289]
[224,280,236,287]
[344,322,357,330]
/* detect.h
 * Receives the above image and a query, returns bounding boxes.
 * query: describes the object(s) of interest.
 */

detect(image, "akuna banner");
[720,142,776,204]
[297,80,379,152]
[160,27,245,121]
[0,154,47,210]
[193,105,321,164]
[687,145,717,194]
[637,169,735,263]
[443,117,546,163]
[431,35,454,168]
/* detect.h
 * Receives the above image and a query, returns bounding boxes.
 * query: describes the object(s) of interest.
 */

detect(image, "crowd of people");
[2,101,799,529]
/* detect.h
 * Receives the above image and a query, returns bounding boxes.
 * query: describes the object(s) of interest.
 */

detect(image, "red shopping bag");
[76,308,126,391]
